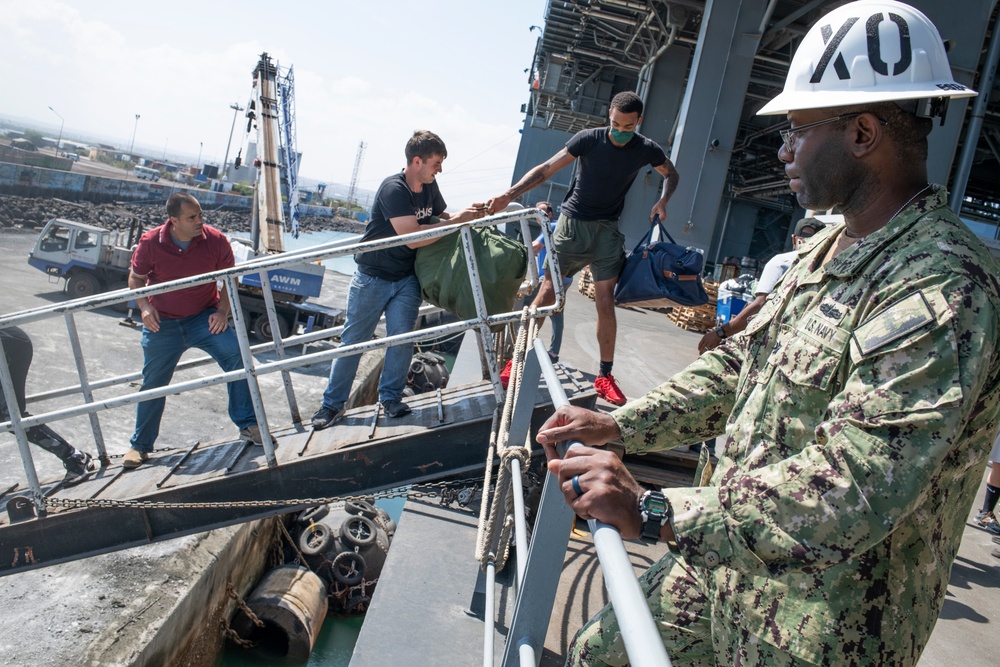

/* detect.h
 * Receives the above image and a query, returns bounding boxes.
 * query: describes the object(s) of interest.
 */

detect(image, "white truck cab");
[28,219,132,298]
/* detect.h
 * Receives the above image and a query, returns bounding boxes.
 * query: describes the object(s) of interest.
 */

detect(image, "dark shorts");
[552,213,626,282]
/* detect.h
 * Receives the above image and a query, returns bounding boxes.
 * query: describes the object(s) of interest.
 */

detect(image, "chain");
[268,522,287,569]
[227,583,266,628]
[276,519,308,569]
[220,583,264,648]
[42,477,481,511]
[220,618,257,648]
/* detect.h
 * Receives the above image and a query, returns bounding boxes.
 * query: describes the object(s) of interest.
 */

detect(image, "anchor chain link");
[40,477,481,512]
[220,583,265,648]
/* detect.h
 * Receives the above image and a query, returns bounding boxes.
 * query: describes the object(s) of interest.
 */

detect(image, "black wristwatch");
[638,489,672,543]
[715,324,727,339]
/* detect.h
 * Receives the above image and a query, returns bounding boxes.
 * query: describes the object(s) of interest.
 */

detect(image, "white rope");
[474,307,537,570]
[474,406,502,563]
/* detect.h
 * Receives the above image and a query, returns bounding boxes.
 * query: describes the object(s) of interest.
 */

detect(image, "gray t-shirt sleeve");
[755,251,798,295]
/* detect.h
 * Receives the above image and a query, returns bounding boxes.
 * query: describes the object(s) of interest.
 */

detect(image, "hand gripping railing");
[0,209,564,515]
[495,338,672,667]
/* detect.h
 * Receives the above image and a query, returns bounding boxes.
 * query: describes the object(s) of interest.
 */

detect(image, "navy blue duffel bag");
[614,217,708,309]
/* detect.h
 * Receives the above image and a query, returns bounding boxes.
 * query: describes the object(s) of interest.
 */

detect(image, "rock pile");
[0,195,366,236]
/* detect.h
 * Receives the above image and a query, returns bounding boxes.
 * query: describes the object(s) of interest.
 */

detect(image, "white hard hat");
[758,0,976,116]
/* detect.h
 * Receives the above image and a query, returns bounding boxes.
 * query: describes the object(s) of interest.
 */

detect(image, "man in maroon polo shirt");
[122,192,260,469]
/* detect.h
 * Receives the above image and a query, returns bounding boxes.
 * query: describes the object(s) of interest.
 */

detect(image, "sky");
[1,0,549,209]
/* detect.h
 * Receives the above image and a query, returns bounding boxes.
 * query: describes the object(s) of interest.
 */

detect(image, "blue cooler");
[716,287,747,324]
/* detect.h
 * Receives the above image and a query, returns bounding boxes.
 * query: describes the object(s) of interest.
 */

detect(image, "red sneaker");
[594,374,627,406]
[500,359,513,389]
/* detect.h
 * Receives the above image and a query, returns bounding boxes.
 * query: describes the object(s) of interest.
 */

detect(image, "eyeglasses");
[779,113,866,153]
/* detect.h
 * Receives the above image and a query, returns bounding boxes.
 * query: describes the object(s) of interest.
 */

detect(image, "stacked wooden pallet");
[667,279,719,333]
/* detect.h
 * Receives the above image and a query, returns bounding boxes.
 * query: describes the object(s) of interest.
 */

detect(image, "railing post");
[519,212,540,289]
[63,312,108,461]
[539,221,567,313]
[459,226,502,403]
[225,276,277,467]
[255,269,301,424]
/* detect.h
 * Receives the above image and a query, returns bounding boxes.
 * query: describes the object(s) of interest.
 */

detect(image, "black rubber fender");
[340,515,377,549]
[343,592,372,614]
[330,550,366,587]
[297,505,329,525]
[345,499,378,519]
[378,516,397,538]
[299,522,333,556]
[229,565,327,662]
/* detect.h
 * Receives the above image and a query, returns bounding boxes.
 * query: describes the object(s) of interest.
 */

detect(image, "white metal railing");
[0,209,560,508]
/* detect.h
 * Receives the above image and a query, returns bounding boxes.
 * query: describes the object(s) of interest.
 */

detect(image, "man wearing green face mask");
[488,91,679,406]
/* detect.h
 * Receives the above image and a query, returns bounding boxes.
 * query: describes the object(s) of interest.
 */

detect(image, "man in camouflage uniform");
[536,2,1000,665]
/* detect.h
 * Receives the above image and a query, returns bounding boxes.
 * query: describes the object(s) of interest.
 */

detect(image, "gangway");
[0,209,577,574]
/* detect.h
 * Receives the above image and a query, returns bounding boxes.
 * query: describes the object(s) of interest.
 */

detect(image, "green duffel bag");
[414,226,528,320]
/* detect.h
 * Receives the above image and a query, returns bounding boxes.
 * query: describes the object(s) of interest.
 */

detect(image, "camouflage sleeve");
[660,280,1000,576]
[611,342,743,453]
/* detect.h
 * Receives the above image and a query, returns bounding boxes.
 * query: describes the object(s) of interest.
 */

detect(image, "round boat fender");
[297,505,329,525]
[373,508,397,537]
[340,515,377,550]
[299,523,332,556]
[229,565,328,662]
[343,592,372,614]
[330,550,366,587]
[344,499,378,519]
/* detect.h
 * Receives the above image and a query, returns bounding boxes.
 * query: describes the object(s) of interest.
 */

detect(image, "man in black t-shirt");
[487,91,679,406]
[311,131,485,429]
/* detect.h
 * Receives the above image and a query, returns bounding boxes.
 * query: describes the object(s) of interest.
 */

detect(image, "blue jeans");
[321,271,421,410]
[548,309,565,357]
[130,309,255,453]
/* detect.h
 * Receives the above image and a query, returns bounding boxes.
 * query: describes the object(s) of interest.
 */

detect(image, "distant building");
[89,147,114,160]
[60,140,90,153]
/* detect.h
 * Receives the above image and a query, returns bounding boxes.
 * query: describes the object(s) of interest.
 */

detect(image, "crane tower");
[347,141,366,209]
[249,52,302,251]
[277,64,300,239]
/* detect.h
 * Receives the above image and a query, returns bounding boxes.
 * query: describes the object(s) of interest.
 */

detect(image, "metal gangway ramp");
[0,209,595,575]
